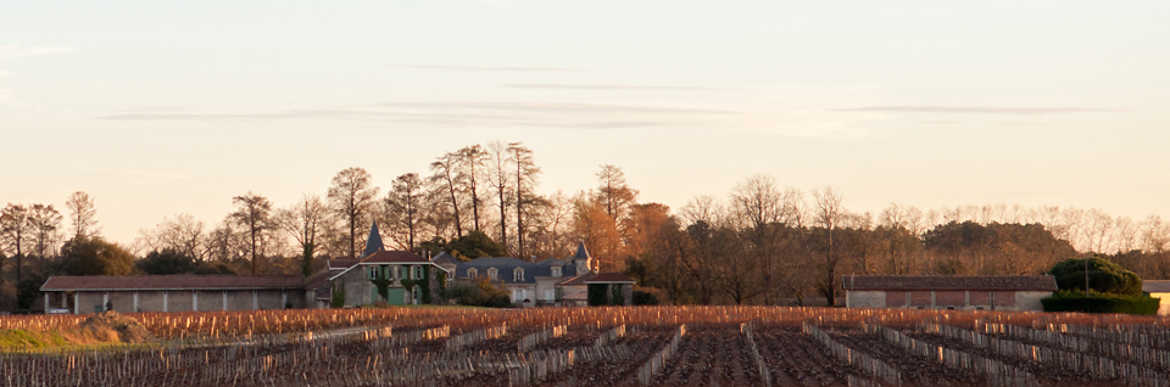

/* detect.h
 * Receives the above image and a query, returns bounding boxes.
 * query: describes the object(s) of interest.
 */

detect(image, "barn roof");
[841,275,1057,291]
[1143,280,1170,293]
[41,275,306,291]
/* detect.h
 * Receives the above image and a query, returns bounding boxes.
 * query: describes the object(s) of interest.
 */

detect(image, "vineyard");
[2,306,1170,386]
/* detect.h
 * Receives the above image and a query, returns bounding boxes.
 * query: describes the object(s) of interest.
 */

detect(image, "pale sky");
[2,1,1168,246]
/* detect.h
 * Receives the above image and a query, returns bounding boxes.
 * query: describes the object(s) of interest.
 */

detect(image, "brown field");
[2,306,1169,386]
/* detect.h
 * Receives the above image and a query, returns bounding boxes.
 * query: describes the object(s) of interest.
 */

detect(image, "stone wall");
[1014,291,1051,311]
[846,290,886,308]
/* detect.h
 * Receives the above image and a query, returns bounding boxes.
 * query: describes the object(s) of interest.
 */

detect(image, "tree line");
[3,143,1170,310]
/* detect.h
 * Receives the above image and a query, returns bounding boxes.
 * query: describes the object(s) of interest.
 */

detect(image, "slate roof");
[1143,280,1170,293]
[841,275,1058,291]
[41,275,305,291]
[362,221,384,258]
[432,251,460,266]
[456,257,581,284]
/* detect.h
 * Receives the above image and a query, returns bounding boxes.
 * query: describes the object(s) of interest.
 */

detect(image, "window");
[467,268,478,279]
[513,267,525,282]
[545,290,554,301]
[550,266,561,278]
[399,266,408,280]
[414,266,424,280]
[368,267,377,280]
[487,267,498,281]
[382,265,391,279]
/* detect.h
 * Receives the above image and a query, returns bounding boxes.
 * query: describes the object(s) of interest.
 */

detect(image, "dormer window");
[467,268,478,279]
[514,267,525,282]
[487,267,498,281]
[550,266,562,278]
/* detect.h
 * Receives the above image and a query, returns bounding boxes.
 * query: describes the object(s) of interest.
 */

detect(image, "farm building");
[842,275,1058,311]
[1142,280,1170,315]
[451,242,636,306]
[39,222,634,313]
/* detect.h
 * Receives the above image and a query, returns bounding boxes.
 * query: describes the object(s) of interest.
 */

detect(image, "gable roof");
[431,251,460,266]
[558,272,634,286]
[585,272,635,283]
[363,250,431,264]
[41,275,305,291]
[362,221,384,258]
[1143,280,1170,293]
[572,242,590,260]
[841,275,1058,291]
[327,250,451,281]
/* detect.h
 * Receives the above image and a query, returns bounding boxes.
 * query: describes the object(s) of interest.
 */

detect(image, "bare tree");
[680,195,721,228]
[277,195,328,276]
[508,142,540,258]
[457,145,488,232]
[487,141,513,253]
[0,204,32,284]
[731,175,782,231]
[65,191,99,240]
[812,187,844,306]
[385,173,424,250]
[136,214,206,261]
[430,152,464,239]
[327,167,380,259]
[230,192,272,275]
[26,204,63,259]
[595,164,638,221]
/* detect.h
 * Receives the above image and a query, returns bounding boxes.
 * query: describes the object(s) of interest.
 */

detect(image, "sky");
[2,1,1169,246]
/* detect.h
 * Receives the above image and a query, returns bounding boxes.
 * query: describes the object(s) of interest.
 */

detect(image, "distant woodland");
[3,141,1170,309]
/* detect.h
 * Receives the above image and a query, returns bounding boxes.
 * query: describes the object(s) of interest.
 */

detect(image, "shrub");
[442,279,511,308]
[1049,257,1142,296]
[1041,290,1160,315]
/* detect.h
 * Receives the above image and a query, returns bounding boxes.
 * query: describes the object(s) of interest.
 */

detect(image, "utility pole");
[1084,258,1090,296]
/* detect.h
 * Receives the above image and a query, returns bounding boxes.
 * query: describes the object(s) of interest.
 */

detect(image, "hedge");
[1041,291,1160,315]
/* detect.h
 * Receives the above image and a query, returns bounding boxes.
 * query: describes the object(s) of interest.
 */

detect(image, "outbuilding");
[1142,280,1170,316]
[842,275,1058,311]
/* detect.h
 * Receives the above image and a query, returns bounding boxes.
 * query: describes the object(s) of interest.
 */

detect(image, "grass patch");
[0,329,68,351]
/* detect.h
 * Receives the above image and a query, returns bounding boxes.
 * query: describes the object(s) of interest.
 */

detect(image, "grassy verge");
[0,328,154,353]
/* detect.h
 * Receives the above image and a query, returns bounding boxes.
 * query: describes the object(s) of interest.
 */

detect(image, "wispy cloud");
[95,101,732,131]
[504,83,717,91]
[376,101,735,115]
[99,109,517,121]
[395,64,577,72]
[834,106,1117,114]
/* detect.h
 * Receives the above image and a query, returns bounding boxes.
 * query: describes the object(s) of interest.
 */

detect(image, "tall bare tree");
[65,191,99,240]
[430,152,464,239]
[0,204,32,284]
[812,187,844,306]
[136,214,206,261]
[595,164,638,221]
[27,204,62,259]
[488,141,513,253]
[508,142,540,258]
[457,145,488,232]
[327,167,379,259]
[385,173,424,251]
[277,195,328,276]
[230,192,272,275]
